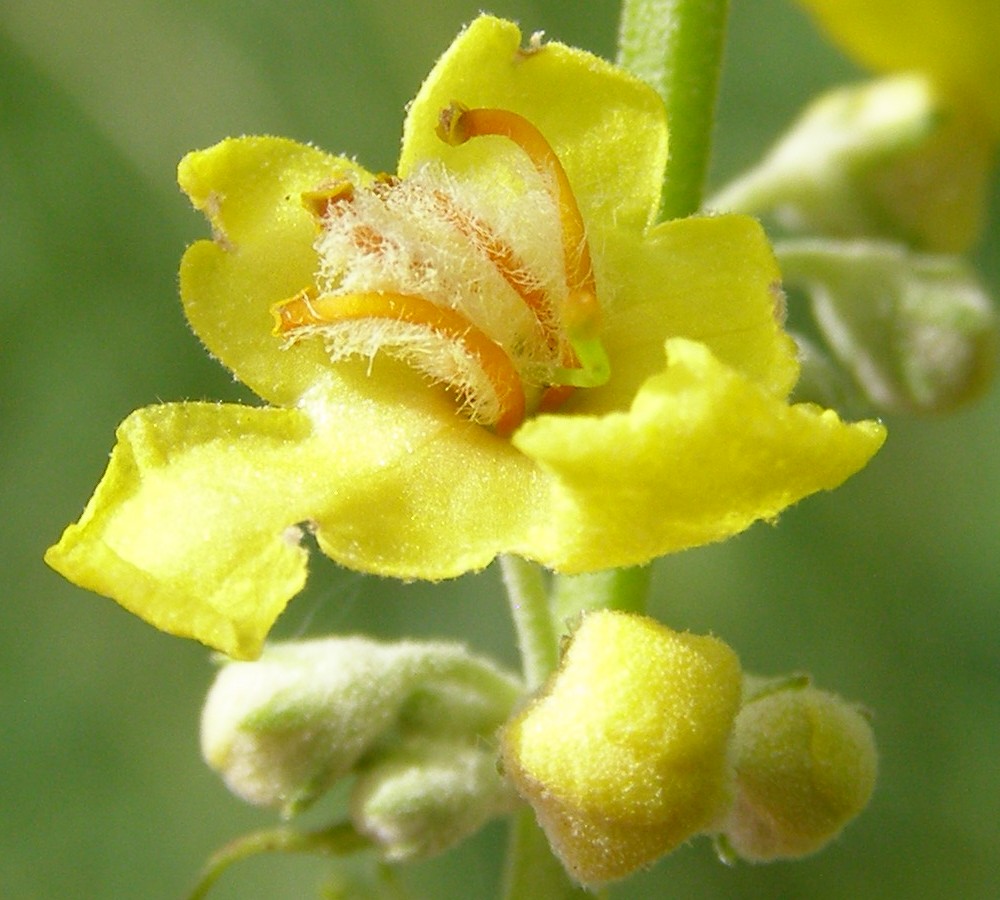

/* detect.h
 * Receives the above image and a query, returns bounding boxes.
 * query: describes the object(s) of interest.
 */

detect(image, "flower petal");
[45,381,550,657]
[295,367,544,579]
[178,137,368,406]
[399,15,668,234]
[512,339,886,571]
[582,214,798,414]
[46,403,324,659]
[796,0,1000,136]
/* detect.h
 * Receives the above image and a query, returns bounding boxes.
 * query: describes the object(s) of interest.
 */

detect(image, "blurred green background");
[2,1,997,897]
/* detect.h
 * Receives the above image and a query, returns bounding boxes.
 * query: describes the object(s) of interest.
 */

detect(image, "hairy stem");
[499,555,559,690]
[618,0,730,219]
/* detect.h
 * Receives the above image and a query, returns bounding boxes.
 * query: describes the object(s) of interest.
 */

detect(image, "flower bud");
[201,637,521,816]
[499,611,742,886]
[710,75,992,252]
[779,239,997,413]
[351,737,518,862]
[720,680,877,862]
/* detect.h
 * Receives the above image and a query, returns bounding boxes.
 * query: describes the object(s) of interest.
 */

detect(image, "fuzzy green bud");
[779,239,997,413]
[719,679,877,862]
[710,74,992,252]
[201,637,521,816]
[500,610,742,886]
[351,737,518,862]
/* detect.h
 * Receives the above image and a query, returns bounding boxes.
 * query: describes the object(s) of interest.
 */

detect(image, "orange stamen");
[426,189,581,411]
[272,288,526,436]
[428,190,560,351]
[437,103,601,340]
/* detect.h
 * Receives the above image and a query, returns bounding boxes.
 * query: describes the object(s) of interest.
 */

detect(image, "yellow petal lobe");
[45,403,321,659]
[513,340,886,571]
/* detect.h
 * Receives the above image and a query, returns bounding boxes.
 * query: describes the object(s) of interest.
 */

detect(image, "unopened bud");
[719,679,877,862]
[500,610,742,886]
[201,637,521,816]
[710,75,992,252]
[351,738,518,862]
[779,239,997,413]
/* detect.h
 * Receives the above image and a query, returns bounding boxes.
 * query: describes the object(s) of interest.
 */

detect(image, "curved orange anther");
[271,286,321,334]
[272,289,526,436]
[436,102,600,338]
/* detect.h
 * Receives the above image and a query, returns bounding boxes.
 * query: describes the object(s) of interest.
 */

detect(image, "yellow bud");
[500,611,742,886]
[721,683,877,862]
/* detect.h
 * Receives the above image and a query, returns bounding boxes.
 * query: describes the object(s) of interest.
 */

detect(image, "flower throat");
[271,102,610,436]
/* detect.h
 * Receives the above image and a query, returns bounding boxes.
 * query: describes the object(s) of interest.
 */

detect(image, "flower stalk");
[499,555,560,690]
[186,823,371,900]
[618,0,731,218]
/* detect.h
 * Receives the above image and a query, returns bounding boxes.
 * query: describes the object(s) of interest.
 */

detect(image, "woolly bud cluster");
[201,636,521,860]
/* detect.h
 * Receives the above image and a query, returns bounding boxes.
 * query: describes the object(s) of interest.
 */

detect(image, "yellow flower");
[45,16,884,659]
[795,0,1000,250]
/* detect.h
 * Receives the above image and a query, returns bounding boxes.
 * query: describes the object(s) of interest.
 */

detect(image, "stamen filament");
[428,191,560,351]
[437,103,609,388]
[428,189,587,408]
[272,288,526,436]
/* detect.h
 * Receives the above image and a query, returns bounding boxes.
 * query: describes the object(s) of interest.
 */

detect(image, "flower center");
[271,103,609,436]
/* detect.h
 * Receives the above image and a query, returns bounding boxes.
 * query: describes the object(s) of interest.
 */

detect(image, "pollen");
[272,104,610,435]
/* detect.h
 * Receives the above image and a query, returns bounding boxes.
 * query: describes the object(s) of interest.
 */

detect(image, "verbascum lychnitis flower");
[46,16,884,659]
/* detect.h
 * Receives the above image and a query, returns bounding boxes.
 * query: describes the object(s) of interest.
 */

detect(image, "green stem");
[185,822,371,900]
[617,0,730,219]
[499,555,559,690]
[553,566,652,629]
